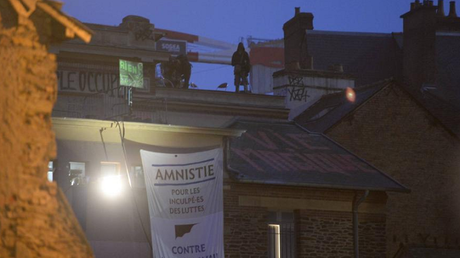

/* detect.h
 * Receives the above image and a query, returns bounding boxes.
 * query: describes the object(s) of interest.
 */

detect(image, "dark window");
[69,161,86,186]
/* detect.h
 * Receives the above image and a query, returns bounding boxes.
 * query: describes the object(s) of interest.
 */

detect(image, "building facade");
[296,81,460,257]
[47,14,411,258]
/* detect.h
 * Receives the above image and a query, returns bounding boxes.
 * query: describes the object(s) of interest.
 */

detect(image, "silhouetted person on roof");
[231,42,250,93]
[176,54,191,89]
[161,54,192,88]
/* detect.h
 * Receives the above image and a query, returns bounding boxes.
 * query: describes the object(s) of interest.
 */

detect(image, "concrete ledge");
[238,195,386,214]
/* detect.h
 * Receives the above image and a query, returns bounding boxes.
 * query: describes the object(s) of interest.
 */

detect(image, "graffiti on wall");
[288,87,310,102]
[287,76,310,102]
[57,70,150,97]
[288,76,304,86]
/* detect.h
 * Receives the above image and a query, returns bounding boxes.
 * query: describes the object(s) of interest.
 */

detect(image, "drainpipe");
[353,190,369,258]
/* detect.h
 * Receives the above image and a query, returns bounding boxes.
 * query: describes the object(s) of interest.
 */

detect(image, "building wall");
[224,181,387,258]
[52,117,391,257]
[53,121,230,258]
[296,210,385,258]
[0,1,93,257]
[326,84,460,257]
[52,52,288,127]
[273,72,354,111]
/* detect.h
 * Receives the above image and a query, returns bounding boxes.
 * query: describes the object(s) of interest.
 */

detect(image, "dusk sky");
[61,0,458,91]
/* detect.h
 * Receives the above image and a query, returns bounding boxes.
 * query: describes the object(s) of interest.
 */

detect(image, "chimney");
[448,1,458,17]
[401,0,438,90]
[283,8,314,70]
[437,0,445,16]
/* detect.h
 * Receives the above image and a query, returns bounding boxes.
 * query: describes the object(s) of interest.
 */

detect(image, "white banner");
[141,148,224,258]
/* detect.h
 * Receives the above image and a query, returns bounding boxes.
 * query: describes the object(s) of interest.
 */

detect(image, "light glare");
[346,87,356,103]
[269,224,281,258]
[100,175,123,197]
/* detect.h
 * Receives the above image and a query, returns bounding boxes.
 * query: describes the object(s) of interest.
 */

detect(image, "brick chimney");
[437,0,445,16]
[437,1,460,30]
[283,7,314,70]
[401,0,438,88]
[401,0,460,90]
[448,1,458,17]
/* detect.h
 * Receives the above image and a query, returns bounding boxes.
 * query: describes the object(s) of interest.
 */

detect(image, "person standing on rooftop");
[231,42,250,93]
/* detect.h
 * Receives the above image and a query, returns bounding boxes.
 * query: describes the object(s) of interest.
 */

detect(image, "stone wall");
[0,1,93,257]
[223,181,387,257]
[296,210,386,258]
[224,182,269,258]
[326,84,460,257]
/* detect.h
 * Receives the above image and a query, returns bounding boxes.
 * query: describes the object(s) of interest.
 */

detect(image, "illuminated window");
[268,224,281,258]
[268,212,295,258]
[69,162,86,186]
[48,161,55,182]
[100,162,120,177]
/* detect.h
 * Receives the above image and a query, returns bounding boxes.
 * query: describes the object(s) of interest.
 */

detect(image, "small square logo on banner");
[175,224,197,238]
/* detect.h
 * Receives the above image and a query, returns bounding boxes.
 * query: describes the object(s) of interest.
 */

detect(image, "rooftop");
[227,120,408,192]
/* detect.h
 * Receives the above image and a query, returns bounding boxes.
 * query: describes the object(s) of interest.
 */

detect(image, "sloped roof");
[36,1,93,42]
[436,34,460,104]
[8,0,93,43]
[306,30,403,87]
[294,79,391,133]
[227,120,408,192]
[393,33,460,137]
[250,30,403,88]
[413,33,460,136]
[303,32,460,136]
[415,88,460,137]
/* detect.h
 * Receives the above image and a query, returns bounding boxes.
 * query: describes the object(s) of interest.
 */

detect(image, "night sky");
[61,0,458,91]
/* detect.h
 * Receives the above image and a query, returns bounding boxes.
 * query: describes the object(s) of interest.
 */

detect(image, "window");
[48,161,55,182]
[100,162,120,177]
[69,162,86,186]
[268,211,295,258]
[130,165,145,188]
[309,105,339,121]
[268,224,281,258]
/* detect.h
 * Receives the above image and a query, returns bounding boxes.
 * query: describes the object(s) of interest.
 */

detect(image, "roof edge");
[227,167,410,193]
[52,117,245,137]
[324,78,396,133]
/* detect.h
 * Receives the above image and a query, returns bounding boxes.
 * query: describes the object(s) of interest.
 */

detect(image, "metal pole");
[353,190,369,258]
[127,86,133,115]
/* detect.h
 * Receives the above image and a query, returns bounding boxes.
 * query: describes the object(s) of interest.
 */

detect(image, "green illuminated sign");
[119,59,144,88]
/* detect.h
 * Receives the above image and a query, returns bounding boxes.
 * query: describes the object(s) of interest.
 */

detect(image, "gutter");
[226,169,410,193]
[353,190,369,258]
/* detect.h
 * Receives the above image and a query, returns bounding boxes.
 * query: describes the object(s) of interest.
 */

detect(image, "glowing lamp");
[346,87,356,103]
[100,175,123,197]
